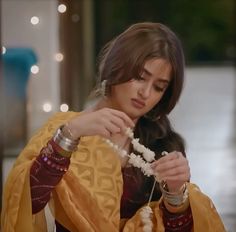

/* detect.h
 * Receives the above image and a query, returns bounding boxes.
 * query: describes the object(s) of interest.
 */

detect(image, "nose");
[138,83,152,99]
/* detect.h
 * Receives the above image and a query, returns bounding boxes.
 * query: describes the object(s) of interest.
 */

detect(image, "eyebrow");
[143,68,170,84]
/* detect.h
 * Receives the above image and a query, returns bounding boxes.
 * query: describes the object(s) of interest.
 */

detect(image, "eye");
[134,75,145,81]
[154,85,165,92]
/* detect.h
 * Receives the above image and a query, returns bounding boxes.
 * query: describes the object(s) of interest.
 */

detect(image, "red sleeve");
[30,139,70,214]
[160,201,193,232]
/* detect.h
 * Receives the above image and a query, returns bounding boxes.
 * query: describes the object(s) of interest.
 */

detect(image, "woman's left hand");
[151,151,190,192]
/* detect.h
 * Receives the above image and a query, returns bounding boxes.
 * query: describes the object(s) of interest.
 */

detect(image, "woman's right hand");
[65,108,135,140]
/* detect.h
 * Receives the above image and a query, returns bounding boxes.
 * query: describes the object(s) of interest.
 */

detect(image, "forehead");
[143,58,172,81]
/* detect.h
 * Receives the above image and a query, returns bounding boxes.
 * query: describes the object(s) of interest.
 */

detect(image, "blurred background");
[0,0,235,231]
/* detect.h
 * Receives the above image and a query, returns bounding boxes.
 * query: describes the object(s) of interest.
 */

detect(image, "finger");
[152,158,189,181]
[161,151,182,162]
[152,152,179,166]
[151,157,182,170]
[99,127,112,138]
[155,152,185,169]
[109,115,127,133]
[155,158,184,173]
[161,166,191,180]
[109,109,135,128]
[162,173,190,182]
[158,165,190,178]
[150,160,158,169]
[104,121,122,135]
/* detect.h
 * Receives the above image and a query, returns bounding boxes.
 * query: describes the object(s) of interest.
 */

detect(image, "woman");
[2,22,225,232]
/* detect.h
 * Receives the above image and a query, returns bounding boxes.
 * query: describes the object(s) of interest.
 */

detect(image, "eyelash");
[154,86,165,92]
[135,75,145,81]
[135,75,165,92]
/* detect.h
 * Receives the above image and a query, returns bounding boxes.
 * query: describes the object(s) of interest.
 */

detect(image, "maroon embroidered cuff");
[160,200,193,232]
[40,139,71,172]
[30,139,70,214]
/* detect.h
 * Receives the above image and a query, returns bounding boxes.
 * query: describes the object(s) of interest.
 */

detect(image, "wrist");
[62,122,80,140]
[160,182,189,209]
[163,196,189,213]
[53,125,79,156]
[65,120,84,140]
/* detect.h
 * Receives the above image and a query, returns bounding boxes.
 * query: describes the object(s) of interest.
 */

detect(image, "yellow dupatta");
[1,112,226,232]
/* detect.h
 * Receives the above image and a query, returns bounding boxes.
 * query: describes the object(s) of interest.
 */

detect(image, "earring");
[101,80,107,97]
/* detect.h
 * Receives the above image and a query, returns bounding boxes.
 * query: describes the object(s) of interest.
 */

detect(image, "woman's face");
[108,58,172,120]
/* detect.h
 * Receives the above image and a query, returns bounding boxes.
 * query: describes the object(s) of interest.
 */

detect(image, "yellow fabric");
[1,112,226,232]
[122,184,226,232]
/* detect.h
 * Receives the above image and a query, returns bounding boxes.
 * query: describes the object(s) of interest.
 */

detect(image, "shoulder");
[46,111,79,125]
[30,111,81,142]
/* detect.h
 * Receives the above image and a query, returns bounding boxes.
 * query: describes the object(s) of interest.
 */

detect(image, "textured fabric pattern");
[1,112,226,232]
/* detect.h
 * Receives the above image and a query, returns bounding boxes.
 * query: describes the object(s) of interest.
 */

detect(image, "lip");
[131,98,146,109]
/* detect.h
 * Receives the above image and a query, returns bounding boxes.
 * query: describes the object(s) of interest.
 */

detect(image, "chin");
[124,109,144,121]
[115,105,144,120]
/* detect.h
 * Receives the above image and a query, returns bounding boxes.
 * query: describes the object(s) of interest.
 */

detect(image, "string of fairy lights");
[1,3,74,114]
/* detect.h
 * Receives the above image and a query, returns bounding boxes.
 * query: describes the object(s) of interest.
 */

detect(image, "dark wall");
[94,0,235,65]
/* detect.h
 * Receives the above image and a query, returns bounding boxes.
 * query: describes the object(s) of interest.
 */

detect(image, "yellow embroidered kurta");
[1,112,226,232]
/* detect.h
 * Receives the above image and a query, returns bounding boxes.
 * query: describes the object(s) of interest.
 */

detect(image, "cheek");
[111,85,128,101]
[149,93,164,107]
[112,82,135,95]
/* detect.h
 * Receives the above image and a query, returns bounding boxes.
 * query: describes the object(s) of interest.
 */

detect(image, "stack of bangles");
[160,181,189,213]
[53,124,80,158]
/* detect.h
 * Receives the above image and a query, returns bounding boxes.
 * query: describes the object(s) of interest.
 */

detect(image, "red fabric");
[30,139,70,214]
[120,166,151,218]
[30,140,193,231]
[160,201,193,232]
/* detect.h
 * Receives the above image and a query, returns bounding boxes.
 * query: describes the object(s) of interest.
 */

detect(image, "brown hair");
[93,22,186,201]
[94,22,186,151]
[97,22,185,118]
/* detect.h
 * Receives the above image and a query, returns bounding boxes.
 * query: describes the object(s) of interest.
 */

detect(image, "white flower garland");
[140,205,153,232]
[140,180,157,232]
[103,128,168,232]
[104,128,156,176]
